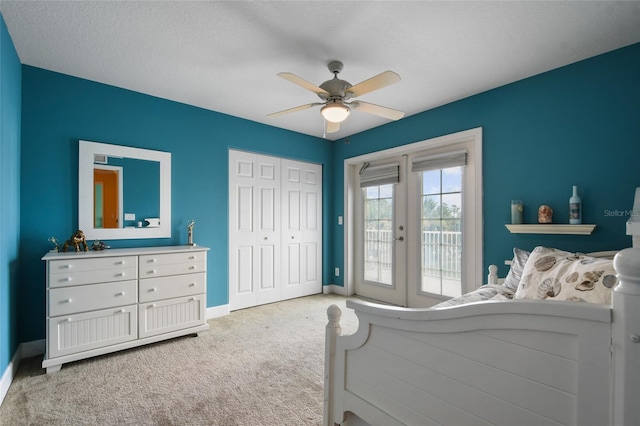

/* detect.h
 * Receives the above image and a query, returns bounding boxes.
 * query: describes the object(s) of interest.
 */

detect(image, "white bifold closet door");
[228,150,322,311]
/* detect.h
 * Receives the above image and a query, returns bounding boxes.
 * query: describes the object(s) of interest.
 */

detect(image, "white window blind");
[411,150,467,173]
[359,162,399,188]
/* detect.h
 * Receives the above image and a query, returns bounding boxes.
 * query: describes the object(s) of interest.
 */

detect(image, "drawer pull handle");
[150,304,156,308]
[116,260,125,265]
[116,272,126,277]
[189,256,197,260]
[118,309,126,314]
[190,297,197,301]
[64,318,72,323]
[150,287,157,292]
[148,258,157,263]
[148,270,157,274]
[62,277,72,282]
[62,264,72,269]
[64,298,73,303]
[189,266,197,270]
[188,283,196,287]
[116,292,125,296]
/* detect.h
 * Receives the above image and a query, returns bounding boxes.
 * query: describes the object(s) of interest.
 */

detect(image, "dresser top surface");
[42,245,209,261]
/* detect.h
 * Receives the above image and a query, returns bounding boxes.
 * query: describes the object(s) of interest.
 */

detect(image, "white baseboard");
[0,348,19,407]
[0,339,45,407]
[323,284,349,296]
[206,303,229,320]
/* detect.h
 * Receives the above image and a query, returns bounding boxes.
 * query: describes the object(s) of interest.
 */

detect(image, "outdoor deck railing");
[365,230,462,279]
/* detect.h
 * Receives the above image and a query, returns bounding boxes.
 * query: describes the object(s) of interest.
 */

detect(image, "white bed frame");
[324,247,640,426]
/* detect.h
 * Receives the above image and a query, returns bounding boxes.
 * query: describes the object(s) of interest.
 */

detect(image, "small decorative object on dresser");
[61,230,88,252]
[187,219,195,246]
[48,236,61,252]
[538,204,553,223]
[90,240,110,251]
[41,245,210,373]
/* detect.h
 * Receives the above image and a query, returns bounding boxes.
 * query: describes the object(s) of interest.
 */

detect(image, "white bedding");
[432,284,514,308]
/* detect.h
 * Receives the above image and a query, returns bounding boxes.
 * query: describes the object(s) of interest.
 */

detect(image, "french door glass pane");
[364,184,393,285]
[421,167,462,297]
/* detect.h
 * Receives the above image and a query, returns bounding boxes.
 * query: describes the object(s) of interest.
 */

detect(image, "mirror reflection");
[92,156,160,229]
[79,140,171,240]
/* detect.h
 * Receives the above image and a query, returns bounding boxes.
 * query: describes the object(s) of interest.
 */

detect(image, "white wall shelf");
[505,224,596,235]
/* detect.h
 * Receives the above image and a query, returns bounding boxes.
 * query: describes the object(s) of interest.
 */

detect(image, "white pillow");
[502,247,530,291]
[514,246,618,305]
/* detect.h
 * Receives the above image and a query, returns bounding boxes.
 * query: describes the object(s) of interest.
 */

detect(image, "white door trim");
[343,127,483,301]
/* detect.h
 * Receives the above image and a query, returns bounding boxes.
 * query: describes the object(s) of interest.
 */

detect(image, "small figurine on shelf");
[538,205,553,224]
[48,236,61,252]
[61,230,89,252]
[187,219,195,246]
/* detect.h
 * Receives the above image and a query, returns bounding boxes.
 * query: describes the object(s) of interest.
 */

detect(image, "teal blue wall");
[18,66,333,342]
[331,42,640,284]
[0,15,21,375]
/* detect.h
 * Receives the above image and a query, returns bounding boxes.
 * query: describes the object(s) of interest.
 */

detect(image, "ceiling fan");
[267,61,405,133]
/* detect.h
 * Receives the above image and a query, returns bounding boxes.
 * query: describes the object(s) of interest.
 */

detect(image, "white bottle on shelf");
[569,185,582,224]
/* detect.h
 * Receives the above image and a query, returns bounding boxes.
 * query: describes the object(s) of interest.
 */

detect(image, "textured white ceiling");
[2,1,640,141]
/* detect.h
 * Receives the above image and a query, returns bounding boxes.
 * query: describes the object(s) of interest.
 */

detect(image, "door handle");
[395,236,404,241]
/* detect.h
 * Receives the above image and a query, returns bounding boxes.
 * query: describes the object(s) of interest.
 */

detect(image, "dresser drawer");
[139,272,205,303]
[138,294,206,339]
[140,251,206,267]
[48,304,137,359]
[49,256,137,274]
[50,266,138,288]
[139,260,206,278]
[49,280,137,316]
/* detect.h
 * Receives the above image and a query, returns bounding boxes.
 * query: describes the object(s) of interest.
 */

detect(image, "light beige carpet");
[0,294,358,426]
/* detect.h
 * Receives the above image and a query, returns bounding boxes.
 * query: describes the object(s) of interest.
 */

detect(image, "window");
[420,167,463,297]
[363,184,394,285]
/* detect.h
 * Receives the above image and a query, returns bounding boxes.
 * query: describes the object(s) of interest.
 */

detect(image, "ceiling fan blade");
[266,103,322,118]
[278,72,329,96]
[346,71,401,98]
[351,101,405,121]
[325,120,340,133]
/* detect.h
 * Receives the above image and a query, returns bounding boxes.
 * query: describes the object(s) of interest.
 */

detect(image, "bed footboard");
[324,248,640,426]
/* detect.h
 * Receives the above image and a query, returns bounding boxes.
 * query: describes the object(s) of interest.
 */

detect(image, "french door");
[347,129,483,308]
[354,157,407,306]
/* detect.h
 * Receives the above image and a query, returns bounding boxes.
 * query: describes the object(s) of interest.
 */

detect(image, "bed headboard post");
[488,264,498,285]
[611,247,640,426]
[324,304,342,426]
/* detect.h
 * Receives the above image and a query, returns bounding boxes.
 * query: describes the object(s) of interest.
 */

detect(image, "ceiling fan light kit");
[269,60,404,133]
[321,100,350,123]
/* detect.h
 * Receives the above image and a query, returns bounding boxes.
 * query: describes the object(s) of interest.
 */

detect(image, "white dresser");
[41,246,209,373]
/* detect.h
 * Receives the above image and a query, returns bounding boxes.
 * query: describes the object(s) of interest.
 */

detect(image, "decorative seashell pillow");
[514,246,618,305]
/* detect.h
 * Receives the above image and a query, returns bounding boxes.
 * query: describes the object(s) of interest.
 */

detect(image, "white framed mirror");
[79,140,171,240]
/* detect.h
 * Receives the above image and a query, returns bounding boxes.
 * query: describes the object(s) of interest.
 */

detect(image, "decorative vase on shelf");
[569,186,582,224]
[511,200,523,224]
